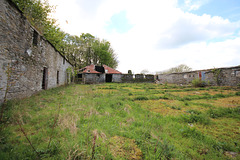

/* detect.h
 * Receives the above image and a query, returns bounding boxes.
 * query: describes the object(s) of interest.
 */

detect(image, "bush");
[133,96,149,101]
[191,79,207,87]
[236,91,240,96]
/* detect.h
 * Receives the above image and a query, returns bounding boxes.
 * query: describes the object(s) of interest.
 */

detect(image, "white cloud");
[48,0,240,73]
[183,0,209,11]
[156,13,238,48]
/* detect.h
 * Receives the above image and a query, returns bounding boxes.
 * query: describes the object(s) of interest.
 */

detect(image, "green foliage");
[133,96,149,101]
[212,68,222,86]
[192,78,207,87]
[180,113,211,125]
[1,84,240,159]
[208,107,240,119]
[12,0,54,33]
[180,126,205,140]
[63,33,118,69]
[12,0,118,69]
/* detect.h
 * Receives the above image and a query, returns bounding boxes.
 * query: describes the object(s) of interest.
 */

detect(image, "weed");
[180,113,211,125]
[192,78,207,87]
[186,109,202,115]
[133,96,149,101]
[208,107,240,119]
[170,106,181,110]
[180,126,205,140]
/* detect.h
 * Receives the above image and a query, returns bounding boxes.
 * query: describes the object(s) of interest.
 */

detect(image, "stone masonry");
[157,66,240,86]
[0,0,73,103]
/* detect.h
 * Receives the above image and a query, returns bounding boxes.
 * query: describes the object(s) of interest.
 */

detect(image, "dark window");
[33,30,38,46]
[63,58,65,65]
[95,66,105,73]
[77,74,82,78]
[57,71,59,84]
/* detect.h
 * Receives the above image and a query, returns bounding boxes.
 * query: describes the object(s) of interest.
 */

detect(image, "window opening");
[33,30,38,46]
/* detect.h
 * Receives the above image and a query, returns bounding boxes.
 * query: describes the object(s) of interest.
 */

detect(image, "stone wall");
[83,74,100,84]
[0,0,73,103]
[157,66,240,86]
[121,74,155,83]
[122,74,134,82]
[112,74,122,83]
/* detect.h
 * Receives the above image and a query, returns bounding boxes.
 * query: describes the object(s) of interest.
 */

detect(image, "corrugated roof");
[79,64,122,74]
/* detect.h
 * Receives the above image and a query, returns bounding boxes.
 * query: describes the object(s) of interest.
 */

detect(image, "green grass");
[0,83,240,159]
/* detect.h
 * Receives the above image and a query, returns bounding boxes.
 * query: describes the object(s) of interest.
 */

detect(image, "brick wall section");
[157,66,240,86]
[0,0,73,103]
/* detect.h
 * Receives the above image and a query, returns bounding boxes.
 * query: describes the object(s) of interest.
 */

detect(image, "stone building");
[157,66,240,86]
[0,0,73,103]
[77,64,122,84]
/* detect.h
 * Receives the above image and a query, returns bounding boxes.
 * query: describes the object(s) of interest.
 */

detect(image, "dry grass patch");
[93,89,117,94]
[193,96,240,108]
[109,136,143,160]
[212,96,240,108]
[58,113,79,135]
[137,100,185,116]
[170,90,235,97]
[195,118,240,142]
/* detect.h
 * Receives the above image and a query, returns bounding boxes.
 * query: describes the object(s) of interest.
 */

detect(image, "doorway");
[42,67,48,90]
[106,74,112,82]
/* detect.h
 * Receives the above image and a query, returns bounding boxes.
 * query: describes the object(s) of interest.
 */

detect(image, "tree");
[12,0,119,69]
[12,0,55,34]
[160,64,192,74]
[140,69,149,75]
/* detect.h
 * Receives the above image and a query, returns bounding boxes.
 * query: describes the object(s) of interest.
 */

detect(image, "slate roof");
[79,64,122,74]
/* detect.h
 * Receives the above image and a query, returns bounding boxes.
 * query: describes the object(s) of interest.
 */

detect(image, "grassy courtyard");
[0,83,240,159]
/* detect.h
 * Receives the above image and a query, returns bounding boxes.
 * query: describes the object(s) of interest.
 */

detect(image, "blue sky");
[105,10,133,33]
[178,0,240,21]
[49,0,240,73]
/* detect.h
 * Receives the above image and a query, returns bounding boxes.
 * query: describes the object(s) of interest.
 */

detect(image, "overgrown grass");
[0,83,239,159]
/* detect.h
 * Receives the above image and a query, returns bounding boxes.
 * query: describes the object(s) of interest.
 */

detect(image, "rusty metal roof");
[103,65,122,74]
[79,64,122,74]
[79,65,101,74]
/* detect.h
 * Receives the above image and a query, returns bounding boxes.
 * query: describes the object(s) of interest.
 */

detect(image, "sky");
[48,0,240,74]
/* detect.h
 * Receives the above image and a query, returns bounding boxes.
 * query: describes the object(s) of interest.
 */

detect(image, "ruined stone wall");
[112,74,122,83]
[0,0,73,103]
[121,74,155,83]
[122,74,133,82]
[83,74,99,84]
[157,66,240,86]
[145,75,155,82]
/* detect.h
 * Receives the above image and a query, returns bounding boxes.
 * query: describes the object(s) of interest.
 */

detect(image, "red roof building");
[78,64,122,83]
[79,64,122,74]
